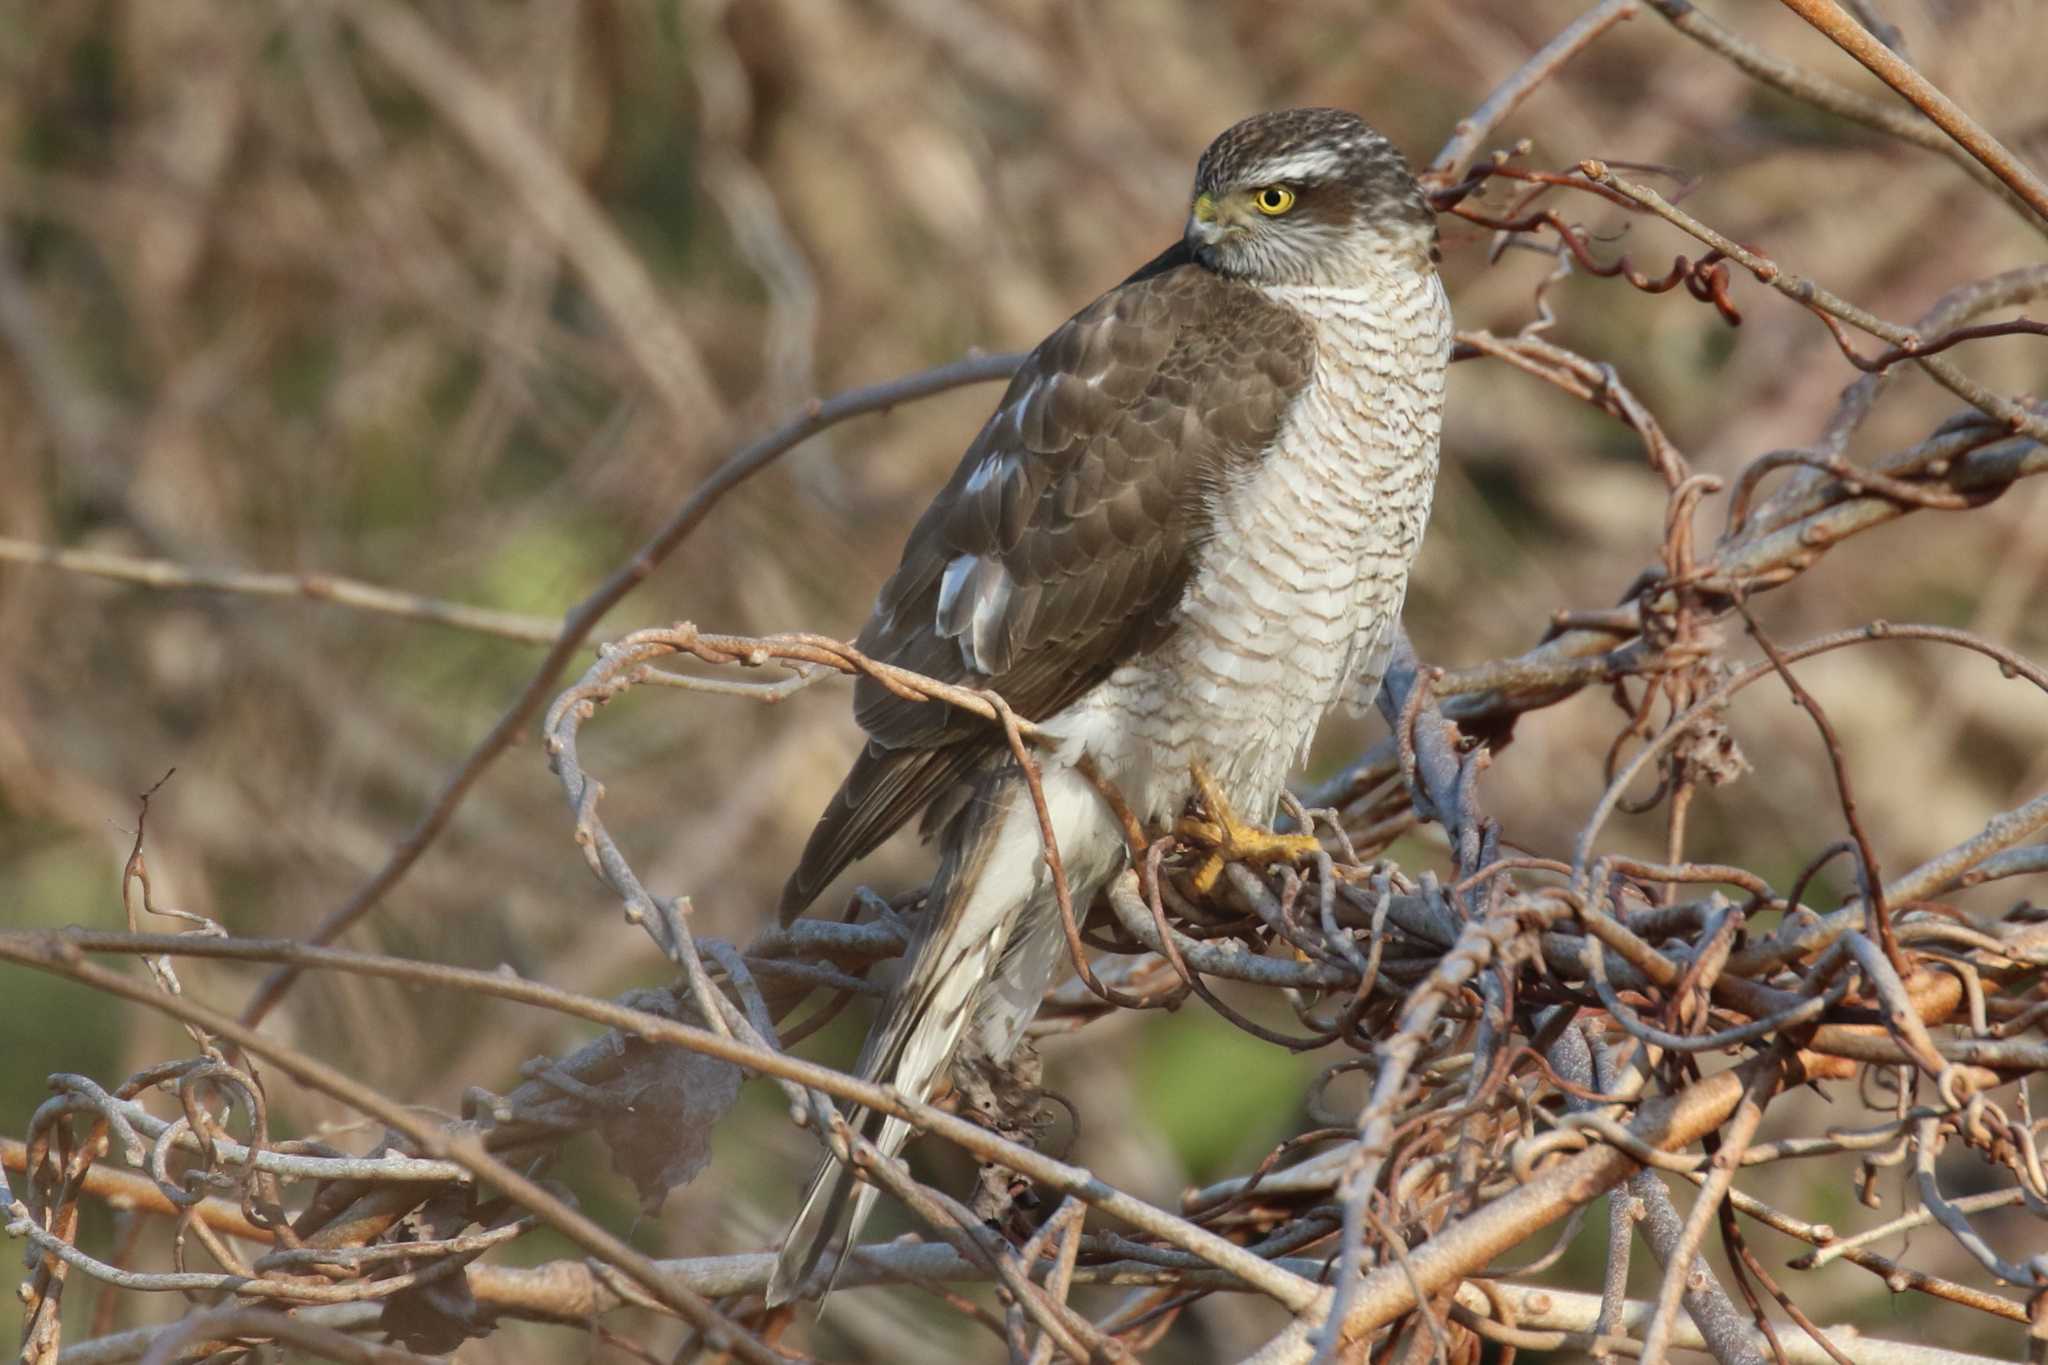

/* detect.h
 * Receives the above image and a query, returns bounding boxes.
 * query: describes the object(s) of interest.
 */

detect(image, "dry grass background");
[2,1,2046,1361]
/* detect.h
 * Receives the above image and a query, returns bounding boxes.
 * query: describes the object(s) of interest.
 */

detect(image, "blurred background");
[2,1,2045,1359]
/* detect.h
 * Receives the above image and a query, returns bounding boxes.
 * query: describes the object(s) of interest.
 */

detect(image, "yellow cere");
[1254,185,1295,216]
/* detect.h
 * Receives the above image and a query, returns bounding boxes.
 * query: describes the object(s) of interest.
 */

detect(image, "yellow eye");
[1253,185,1296,216]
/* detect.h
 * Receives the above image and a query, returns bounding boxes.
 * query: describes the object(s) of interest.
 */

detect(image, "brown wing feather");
[779,249,1313,922]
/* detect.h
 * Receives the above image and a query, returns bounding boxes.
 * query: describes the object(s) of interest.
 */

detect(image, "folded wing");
[779,248,1315,922]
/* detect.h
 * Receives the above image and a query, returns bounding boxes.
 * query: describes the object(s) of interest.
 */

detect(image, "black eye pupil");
[1263,190,1282,206]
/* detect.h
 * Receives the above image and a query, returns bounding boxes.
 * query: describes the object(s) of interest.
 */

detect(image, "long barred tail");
[765,762,1122,1308]
[765,764,1014,1309]
[766,1105,892,1307]
[765,1130,856,1307]
[764,858,1001,1306]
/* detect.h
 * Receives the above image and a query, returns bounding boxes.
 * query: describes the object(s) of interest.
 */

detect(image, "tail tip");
[764,1240,827,1310]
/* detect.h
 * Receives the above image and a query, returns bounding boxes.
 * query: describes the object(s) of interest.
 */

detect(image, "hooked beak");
[1186,190,1248,248]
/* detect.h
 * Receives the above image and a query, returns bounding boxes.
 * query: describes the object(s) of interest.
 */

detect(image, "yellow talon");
[1173,761,1324,895]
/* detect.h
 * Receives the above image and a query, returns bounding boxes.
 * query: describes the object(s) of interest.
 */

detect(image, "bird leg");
[1174,760,1324,895]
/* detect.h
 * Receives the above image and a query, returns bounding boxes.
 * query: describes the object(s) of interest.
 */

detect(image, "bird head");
[1185,108,1436,286]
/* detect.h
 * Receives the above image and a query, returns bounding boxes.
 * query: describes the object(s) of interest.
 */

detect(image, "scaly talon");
[1173,760,1324,895]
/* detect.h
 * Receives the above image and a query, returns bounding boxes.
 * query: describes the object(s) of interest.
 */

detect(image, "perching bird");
[767,107,1451,1306]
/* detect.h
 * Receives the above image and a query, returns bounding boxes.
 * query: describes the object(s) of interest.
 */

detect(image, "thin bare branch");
[0,537,560,643]
[239,350,1020,1024]
[1775,0,2048,226]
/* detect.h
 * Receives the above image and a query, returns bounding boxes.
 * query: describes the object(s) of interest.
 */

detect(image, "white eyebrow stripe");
[1240,148,1353,184]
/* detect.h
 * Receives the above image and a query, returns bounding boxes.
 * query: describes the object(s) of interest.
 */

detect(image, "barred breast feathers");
[1042,257,1450,827]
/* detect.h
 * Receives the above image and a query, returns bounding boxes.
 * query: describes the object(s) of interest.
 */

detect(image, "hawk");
[768,107,1450,1305]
